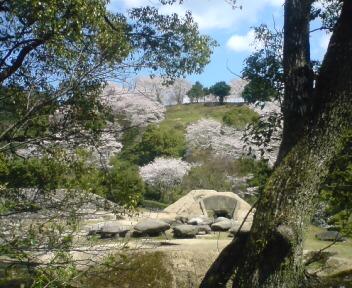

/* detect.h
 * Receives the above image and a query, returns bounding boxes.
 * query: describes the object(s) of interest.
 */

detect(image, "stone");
[173,224,199,238]
[197,225,212,234]
[99,222,131,238]
[162,218,176,225]
[164,190,253,224]
[188,216,213,226]
[87,223,104,236]
[315,231,344,242]
[133,219,170,236]
[214,217,230,223]
[211,219,232,231]
[175,216,188,224]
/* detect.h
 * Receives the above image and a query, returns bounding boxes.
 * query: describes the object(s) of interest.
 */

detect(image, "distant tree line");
[187,80,231,104]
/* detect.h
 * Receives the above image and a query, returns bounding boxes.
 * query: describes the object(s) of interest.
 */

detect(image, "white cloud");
[226,30,256,52]
[319,32,332,50]
[120,0,155,8]
[111,0,284,31]
[159,3,235,30]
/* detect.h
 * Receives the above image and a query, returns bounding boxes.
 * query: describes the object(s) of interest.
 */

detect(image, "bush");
[0,150,107,194]
[140,199,169,210]
[143,183,184,204]
[222,106,259,129]
[106,159,145,207]
[180,154,271,204]
[181,163,232,192]
[180,155,249,193]
[133,125,186,165]
[320,131,352,236]
[0,154,68,191]
[247,159,272,192]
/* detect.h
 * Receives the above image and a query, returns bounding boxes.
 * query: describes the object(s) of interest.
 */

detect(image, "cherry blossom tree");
[101,83,166,127]
[140,157,191,187]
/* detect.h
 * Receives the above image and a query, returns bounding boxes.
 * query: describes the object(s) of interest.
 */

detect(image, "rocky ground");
[2,188,351,288]
[68,231,352,288]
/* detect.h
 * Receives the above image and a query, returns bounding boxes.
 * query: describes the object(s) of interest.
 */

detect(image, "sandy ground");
[155,238,232,287]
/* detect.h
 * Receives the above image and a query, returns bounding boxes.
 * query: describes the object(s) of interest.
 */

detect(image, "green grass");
[304,226,352,287]
[304,225,352,259]
[159,103,259,132]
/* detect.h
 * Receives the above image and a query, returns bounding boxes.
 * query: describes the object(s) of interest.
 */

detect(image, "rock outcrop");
[173,224,199,238]
[133,218,170,236]
[163,190,253,225]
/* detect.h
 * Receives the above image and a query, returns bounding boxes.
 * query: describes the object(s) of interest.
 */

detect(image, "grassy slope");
[159,103,258,132]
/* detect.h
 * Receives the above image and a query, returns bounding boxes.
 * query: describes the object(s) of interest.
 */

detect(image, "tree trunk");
[277,0,313,164]
[201,1,352,287]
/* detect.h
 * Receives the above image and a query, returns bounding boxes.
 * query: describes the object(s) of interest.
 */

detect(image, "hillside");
[160,103,258,132]
[113,101,275,208]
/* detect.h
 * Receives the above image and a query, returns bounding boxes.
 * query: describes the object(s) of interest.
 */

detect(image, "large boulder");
[173,224,199,238]
[99,222,131,238]
[214,217,230,223]
[87,222,131,238]
[133,219,170,236]
[211,219,233,231]
[315,231,344,242]
[87,223,105,236]
[197,225,212,235]
[188,216,213,226]
[175,216,189,224]
[163,190,253,224]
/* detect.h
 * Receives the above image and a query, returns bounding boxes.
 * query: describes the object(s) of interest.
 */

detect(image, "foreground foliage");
[0,1,216,286]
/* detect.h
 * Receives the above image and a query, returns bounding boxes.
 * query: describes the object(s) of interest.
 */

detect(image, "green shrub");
[222,106,259,129]
[180,155,270,204]
[132,124,186,165]
[140,199,169,210]
[181,160,232,192]
[247,159,272,192]
[106,159,145,207]
[185,150,257,176]
[0,149,146,209]
[0,152,70,191]
[143,183,184,204]
[320,131,352,236]
[143,183,163,202]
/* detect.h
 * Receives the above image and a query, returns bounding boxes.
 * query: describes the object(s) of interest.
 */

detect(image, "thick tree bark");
[277,0,313,163]
[201,1,352,287]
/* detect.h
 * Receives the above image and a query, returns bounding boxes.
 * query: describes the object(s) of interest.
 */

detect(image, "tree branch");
[0,38,46,83]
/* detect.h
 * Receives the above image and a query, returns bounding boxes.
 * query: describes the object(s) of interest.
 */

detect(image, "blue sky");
[109,0,331,87]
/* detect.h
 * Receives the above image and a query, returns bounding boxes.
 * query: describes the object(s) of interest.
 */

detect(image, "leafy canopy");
[241,25,283,104]
[0,0,216,154]
[187,81,205,103]
[125,125,186,166]
[209,81,231,104]
[0,0,216,200]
